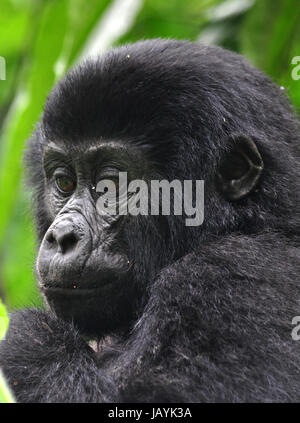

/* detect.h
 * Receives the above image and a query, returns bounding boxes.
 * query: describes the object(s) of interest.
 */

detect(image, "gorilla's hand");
[0,309,118,402]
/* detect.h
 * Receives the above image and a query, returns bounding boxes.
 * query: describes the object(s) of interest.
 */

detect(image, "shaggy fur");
[0,39,299,402]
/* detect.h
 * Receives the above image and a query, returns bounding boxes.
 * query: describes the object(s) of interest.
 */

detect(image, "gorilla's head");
[25,39,298,336]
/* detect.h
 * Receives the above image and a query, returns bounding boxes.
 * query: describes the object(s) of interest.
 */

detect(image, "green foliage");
[118,0,224,43]
[0,370,15,403]
[0,300,15,403]
[0,299,9,341]
[241,0,300,109]
[0,0,299,309]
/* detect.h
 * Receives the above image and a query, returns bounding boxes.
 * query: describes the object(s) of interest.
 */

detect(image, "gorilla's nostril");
[58,232,78,254]
[46,232,55,244]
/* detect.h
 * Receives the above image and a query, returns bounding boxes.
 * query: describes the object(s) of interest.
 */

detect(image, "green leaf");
[117,0,224,44]
[0,370,15,403]
[0,301,15,403]
[240,0,300,109]
[0,299,9,341]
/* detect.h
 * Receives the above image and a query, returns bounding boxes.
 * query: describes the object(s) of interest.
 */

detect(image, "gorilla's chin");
[40,277,136,336]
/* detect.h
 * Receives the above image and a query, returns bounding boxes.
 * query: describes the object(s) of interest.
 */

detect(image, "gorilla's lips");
[38,272,116,291]
[38,263,131,298]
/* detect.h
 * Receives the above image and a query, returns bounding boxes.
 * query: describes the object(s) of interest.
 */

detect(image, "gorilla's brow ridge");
[43,143,70,166]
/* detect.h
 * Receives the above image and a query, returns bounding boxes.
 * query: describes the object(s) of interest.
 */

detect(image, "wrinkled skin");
[0,39,299,403]
[37,140,151,334]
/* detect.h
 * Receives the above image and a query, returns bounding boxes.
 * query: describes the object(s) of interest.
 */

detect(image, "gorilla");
[0,39,299,403]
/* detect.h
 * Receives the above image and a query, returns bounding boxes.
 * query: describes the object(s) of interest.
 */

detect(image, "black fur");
[0,39,299,402]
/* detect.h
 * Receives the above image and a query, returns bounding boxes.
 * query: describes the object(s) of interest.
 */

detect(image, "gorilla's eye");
[55,175,76,194]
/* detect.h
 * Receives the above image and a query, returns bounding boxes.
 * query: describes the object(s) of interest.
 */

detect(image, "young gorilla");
[0,39,299,403]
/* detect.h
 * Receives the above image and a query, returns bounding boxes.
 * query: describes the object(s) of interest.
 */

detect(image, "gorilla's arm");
[0,309,118,403]
[117,233,300,402]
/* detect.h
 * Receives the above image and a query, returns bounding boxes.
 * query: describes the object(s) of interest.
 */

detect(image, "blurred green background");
[0,0,299,309]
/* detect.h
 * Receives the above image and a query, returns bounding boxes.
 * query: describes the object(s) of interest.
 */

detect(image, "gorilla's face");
[36,133,263,336]
[36,139,151,335]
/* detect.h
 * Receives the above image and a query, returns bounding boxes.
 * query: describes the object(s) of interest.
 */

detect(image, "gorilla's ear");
[216,135,264,201]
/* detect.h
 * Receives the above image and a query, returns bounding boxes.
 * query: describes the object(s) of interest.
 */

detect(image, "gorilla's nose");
[37,218,92,284]
[46,223,79,254]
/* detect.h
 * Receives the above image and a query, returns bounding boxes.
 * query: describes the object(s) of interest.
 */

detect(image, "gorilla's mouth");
[37,256,131,292]
[38,276,114,292]
[36,248,131,292]
[39,283,113,295]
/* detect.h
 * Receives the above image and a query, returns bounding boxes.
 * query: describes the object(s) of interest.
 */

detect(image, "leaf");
[117,0,224,44]
[0,301,15,403]
[240,0,300,109]
[0,370,15,403]
[0,299,9,342]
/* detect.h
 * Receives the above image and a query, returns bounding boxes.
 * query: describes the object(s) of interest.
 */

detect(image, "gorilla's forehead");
[41,40,219,143]
[40,38,282,169]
